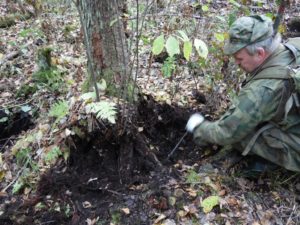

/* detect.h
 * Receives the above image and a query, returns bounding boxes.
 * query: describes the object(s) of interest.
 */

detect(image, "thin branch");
[1,165,25,193]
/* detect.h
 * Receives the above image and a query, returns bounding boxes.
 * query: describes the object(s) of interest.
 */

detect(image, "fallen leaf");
[177,210,188,218]
[218,189,226,196]
[168,196,176,206]
[82,201,92,208]
[226,197,238,206]
[121,208,130,215]
[154,213,166,224]
[201,195,220,213]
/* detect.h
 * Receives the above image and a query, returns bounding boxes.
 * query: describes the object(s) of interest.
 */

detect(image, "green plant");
[85,101,117,124]
[32,67,65,92]
[161,56,176,77]
[48,100,69,126]
[15,148,38,171]
[186,169,200,184]
[110,211,121,224]
[18,28,44,39]
[152,30,208,77]
[13,148,38,194]
[16,83,38,97]
[44,146,62,164]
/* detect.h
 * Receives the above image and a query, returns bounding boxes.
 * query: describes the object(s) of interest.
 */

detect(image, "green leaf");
[80,92,97,101]
[21,105,32,113]
[201,195,220,213]
[86,101,117,124]
[0,117,8,123]
[152,35,165,55]
[48,100,69,120]
[12,179,24,194]
[44,146,62,164]
[177,30,189,42]
[96,79,107,92]
[194,39,208,59]
[229,0,241,8]
[165,36,180,57]
[202,5,209,12]
[162,56,176,78]
[214,33,225,42]
[186,169,200,183]
[183,41,192,61]
[110,18,118,27]
[216,16,226,23]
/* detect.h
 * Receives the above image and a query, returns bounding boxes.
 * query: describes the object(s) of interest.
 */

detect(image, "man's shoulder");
[243,77,284,92]
[254,66,290,80]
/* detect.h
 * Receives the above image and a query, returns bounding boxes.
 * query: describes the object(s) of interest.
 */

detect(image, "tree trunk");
[76,0,131,99]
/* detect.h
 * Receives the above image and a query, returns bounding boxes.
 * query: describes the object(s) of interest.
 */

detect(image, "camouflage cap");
[224,15,273,55]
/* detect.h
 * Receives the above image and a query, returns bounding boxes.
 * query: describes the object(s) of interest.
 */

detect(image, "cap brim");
[223,41,247,55]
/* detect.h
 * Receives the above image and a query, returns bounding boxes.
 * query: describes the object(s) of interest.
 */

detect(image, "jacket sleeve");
[193,79,284,145]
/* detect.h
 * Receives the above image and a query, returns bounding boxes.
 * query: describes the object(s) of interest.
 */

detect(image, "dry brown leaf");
[121,208,130,215]
[218,189,226,196]
[177,210,188,218]
[226,197,238,206]
[154,213,166,224]
[82,201,92,208]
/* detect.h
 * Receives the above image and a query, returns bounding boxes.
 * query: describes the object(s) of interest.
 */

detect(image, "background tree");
[76,0,132,102]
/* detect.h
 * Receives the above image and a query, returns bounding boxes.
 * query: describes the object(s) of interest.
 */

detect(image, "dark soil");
[0,96,213,225]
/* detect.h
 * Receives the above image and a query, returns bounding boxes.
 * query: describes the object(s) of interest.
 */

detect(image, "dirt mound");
[0,96,207,225]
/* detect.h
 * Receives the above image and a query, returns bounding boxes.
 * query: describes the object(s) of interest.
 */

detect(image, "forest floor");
[0,1,300,225]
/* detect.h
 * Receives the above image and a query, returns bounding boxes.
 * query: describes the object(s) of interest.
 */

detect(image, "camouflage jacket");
[194,44,300,146]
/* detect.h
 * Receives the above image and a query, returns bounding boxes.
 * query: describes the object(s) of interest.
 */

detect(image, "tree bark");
[76,0,130,99]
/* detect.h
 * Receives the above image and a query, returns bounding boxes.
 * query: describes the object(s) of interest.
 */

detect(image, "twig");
[279,173,299,185]
[106,189,124,196]
[40,221,56,225]
[0,51,20,67]
[0,136,12,152]
[286,204,297,225]
[1,165,26,193]
[1,97,35,110]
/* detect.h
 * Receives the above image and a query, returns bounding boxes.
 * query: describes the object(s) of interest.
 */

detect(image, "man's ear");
[257,47,266,59]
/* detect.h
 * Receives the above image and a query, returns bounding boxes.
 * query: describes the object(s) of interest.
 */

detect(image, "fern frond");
[48,100,69,120]
[85,101,117,124]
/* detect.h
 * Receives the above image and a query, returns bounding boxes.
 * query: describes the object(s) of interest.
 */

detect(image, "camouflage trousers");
[235,124,300,172]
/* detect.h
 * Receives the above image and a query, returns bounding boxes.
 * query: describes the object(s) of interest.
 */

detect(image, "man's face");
[233,48,264,73]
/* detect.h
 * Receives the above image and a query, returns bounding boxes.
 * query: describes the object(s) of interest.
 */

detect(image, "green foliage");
[162,56,176,78]
[48,100,69,125]
[194,39,208,59]
[32,67,65,92]
[12,179,24,194]
[85,101,117,124]
[152,34,165,55]
[186,169,200,184]
[16,83,38,97]
[201,195,220,213]
[111,211,121,224]
[15,148,37,171]
[44,146,62,164]
[19,28,44,39]
[165,36,180,57]
[37,47,53,71]
[152,30,208,60]
[63,24,76,35]
[183,41,192,61]
[152,30,208,78]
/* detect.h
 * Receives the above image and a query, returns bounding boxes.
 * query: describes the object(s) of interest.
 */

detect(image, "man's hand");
[186,113,204,133]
